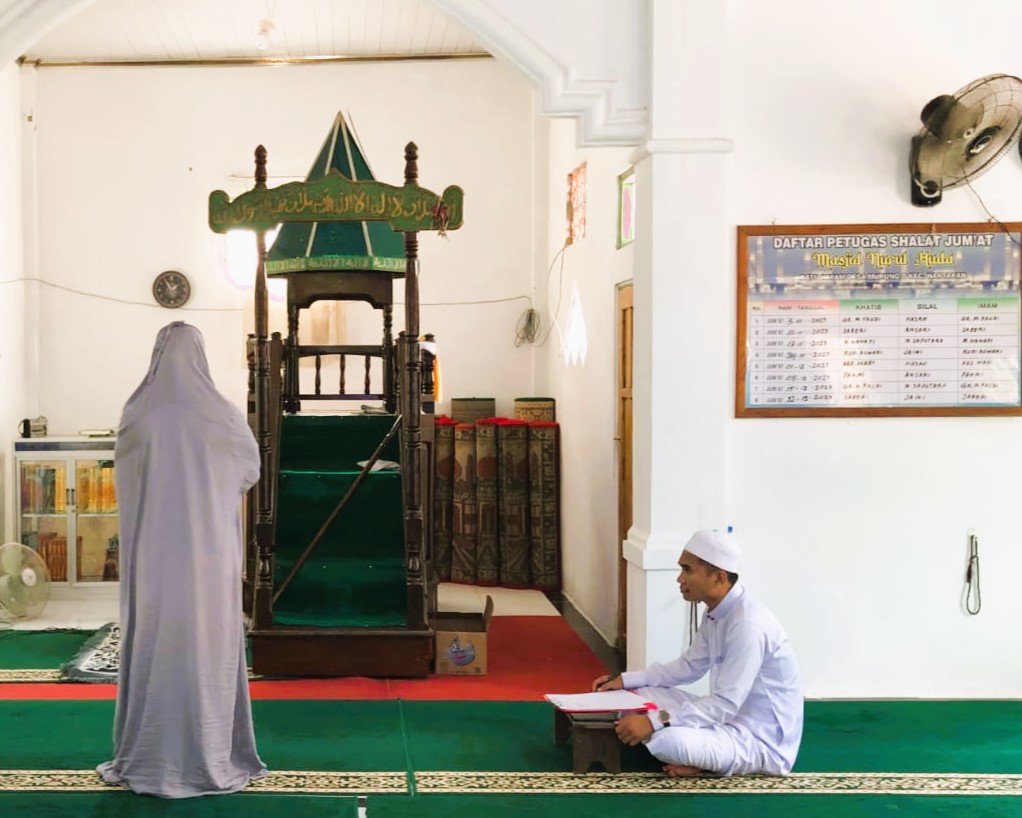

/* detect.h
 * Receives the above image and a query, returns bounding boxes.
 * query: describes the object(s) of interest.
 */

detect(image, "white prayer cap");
[684,530,741,573]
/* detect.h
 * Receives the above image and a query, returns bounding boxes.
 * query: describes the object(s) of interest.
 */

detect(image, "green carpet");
[798,701,1022,773]
[402,700,654,773]
[0,701,407,771]
[0,700,1020,806]
[407,700,1022,775]
[256,701,408,771]
[0,630,92,670]
[0,793,357,817]
[2,699,1019,777]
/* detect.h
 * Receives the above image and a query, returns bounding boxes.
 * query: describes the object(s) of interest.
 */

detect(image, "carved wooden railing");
[294,344,388,402]
[284,304,397,414]
[243,330,283,619]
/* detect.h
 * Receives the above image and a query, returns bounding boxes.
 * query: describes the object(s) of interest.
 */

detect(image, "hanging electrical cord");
[965,530,981,615]
[2,278,533,313]
[0,276,241,311]
[515,307,540,346]
[534,240,570,348]
[506,239,569,348]
[963,176,1022,247]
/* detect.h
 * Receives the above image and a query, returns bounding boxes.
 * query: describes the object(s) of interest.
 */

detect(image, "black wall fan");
[909,73,1022,206]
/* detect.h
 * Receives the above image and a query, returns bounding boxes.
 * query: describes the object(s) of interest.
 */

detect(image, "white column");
[625,0,732,669]
[21,65,40,419]
[0,64,25,543]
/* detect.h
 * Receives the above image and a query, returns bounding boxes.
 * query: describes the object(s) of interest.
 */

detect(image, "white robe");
[97,321,266,798]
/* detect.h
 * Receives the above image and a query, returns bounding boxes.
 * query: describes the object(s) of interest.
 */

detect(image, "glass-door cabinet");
[14,437,119,587]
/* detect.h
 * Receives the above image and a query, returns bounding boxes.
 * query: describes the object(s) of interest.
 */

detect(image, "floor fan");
[0,542,52,627]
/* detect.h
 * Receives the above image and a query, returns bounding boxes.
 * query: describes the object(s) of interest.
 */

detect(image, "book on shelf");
[20,463,31,512]
[100,463,117,511]
[80,464,117,513]
[77,467,91,513]
[20,463,37,513]
[55,467,66,512]
[94,466,104,512]
[20,463,64,514]
[41,467,55,513]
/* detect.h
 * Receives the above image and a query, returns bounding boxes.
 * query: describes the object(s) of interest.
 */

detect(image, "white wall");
[28,58,538,431]
[0,64,25,541]
[725,0,1022,696]
[541,117,633,641]
[434,0,648,145]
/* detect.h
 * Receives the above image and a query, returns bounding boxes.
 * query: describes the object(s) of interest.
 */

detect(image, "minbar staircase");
[247,412,434,677]
[213,126,462,678]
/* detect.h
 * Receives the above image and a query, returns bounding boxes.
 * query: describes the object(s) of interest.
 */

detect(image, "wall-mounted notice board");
[736,223,1022,417]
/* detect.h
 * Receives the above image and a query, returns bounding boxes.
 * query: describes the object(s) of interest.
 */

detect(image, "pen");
[597,672,620,692]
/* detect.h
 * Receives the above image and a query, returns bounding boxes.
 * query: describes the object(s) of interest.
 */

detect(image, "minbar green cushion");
[274,414,407,628]
[279,414,402,472]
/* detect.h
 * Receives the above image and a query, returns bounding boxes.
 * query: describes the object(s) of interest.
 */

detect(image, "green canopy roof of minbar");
[266,112,406,276]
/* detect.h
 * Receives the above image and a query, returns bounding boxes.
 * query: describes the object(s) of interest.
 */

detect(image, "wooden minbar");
[209,123,464,678]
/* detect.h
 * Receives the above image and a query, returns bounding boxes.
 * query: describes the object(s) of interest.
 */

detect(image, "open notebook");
[544,690,656,713]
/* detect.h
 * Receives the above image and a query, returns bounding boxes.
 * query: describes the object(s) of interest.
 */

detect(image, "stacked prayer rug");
[438,417,560,591]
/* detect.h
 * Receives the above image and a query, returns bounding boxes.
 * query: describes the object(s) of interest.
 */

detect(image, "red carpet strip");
[0,616,610,701]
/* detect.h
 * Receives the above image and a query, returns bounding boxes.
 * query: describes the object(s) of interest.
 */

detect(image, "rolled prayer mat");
[450,397,497,425]
[496,419,531,587]
[432,416,457,581]
[450,423,478,584]
[474,418,500,585]
[528,422,561,591]
[514,397,555,422]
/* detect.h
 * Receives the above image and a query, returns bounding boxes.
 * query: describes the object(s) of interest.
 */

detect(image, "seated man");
[594,530,802,777]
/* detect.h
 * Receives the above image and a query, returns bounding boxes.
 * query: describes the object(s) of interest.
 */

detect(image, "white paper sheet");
[543,689,655,713]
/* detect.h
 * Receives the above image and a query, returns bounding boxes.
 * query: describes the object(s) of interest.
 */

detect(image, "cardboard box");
[434,595,494,675]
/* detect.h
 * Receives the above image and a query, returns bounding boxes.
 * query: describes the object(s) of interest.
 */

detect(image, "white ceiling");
[22,0,490,64]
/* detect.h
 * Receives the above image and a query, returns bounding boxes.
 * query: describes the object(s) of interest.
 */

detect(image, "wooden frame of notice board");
[736,223,1022,418]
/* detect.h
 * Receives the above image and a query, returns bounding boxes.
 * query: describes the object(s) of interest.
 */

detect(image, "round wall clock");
[152,270,191,309]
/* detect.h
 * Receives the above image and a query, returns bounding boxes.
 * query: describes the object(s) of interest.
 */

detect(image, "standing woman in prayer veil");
[98,321,266,798]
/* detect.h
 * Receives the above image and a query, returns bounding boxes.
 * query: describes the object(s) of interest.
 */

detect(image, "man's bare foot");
[663,764,708,777]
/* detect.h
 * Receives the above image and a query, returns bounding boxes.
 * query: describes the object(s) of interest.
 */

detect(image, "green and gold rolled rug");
[450,423,478,583]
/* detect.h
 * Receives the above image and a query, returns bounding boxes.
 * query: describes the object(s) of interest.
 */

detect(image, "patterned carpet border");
[2,769,1022,796]
[413,771,1022,795]
[0,668,263,683]
[0,669,63,682]
[0,770,407,794]
[249,771,406,794]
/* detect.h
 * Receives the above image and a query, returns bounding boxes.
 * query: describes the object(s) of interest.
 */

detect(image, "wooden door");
[615,283,633,651]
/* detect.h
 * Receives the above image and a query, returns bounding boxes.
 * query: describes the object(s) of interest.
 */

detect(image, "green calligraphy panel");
[209,171,464,233]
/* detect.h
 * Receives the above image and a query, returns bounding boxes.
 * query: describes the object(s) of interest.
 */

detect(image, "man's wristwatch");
[658,710,671,727]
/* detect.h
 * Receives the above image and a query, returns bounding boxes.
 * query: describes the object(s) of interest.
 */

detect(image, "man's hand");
[591,673,623,692]
[614,713,653,746]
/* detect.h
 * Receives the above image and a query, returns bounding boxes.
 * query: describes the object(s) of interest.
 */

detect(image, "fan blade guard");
[910,74,1022,206]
